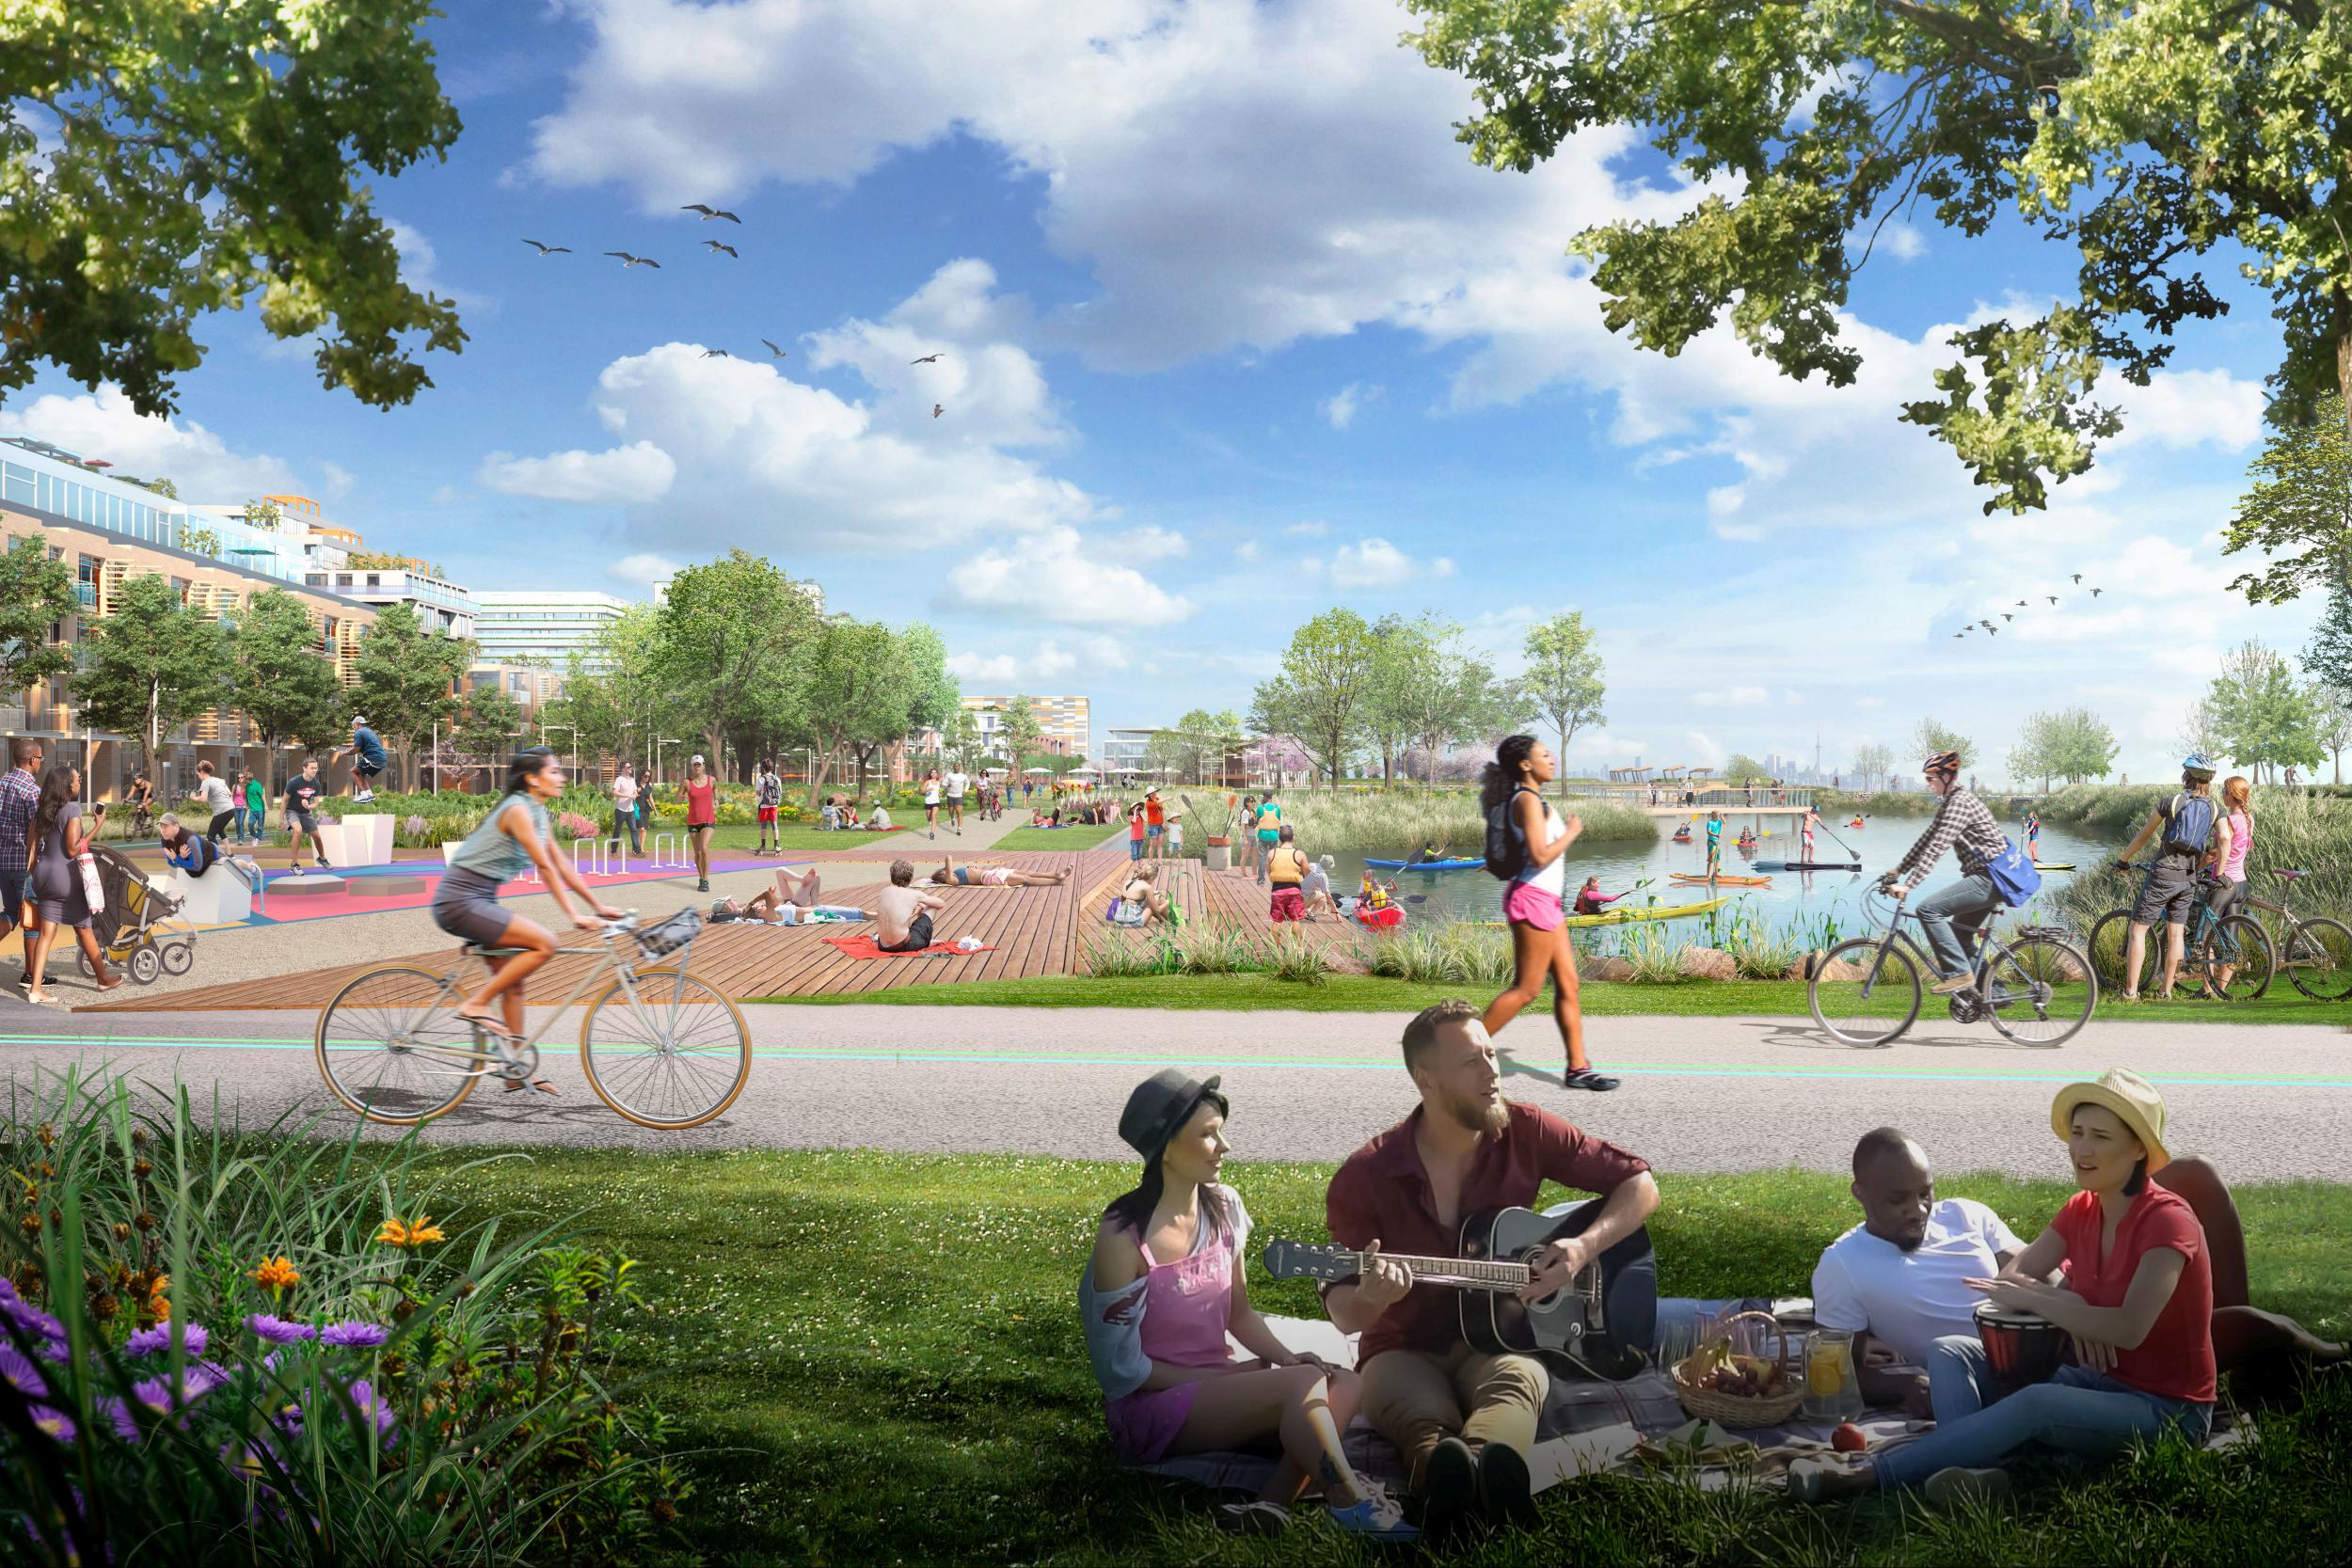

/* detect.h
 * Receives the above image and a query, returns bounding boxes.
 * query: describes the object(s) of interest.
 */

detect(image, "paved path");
[4,1006,2345,1180]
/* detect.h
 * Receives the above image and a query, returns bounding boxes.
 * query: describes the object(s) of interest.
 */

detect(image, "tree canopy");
[2007,705,2121,788]
[2224,392,2351,604]
[2206,638,2322,781]
[230,587,346,792]
[0,0,467,416]
[1911,719,1974,769]
[1251,609,1379,787]
[352,601,471,774]
[72,573,229,767]
[1516,611,1605,796]
[0,533,76,699]
[1406,1,2352,511]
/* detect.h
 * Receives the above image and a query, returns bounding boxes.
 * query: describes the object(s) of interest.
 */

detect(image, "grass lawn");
[679,822,922,853]
[759,970,2340,1023]
[989,822,1128,852]
[428,1148,2352,1566]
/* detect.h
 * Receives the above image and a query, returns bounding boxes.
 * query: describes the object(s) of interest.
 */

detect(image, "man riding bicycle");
[1880,750,2010,995]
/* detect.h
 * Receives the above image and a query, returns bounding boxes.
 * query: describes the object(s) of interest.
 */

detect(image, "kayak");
[1354,903,1406,929]
[1751,860,1860,872]
[1669,872,1772,887]
[1478,896,1732,930]
[1365,857,1483,871]
[2032,863,2076,872]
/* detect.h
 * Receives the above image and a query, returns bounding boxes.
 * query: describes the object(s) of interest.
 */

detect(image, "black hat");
[1118,1069,1225,1163]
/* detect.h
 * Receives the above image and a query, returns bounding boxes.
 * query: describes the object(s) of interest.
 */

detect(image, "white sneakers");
[352,790,375,804]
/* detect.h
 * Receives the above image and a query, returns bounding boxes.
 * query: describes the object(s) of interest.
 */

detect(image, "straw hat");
[2049,1068,2169,1173]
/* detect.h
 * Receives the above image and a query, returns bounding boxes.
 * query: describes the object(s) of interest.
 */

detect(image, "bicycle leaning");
[1807,885,2097,1049]
[2085,863,2274,1002]
[313,907,752,1129]
[2242,867,2352,1002]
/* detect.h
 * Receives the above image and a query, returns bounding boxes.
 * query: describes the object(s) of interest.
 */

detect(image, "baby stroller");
[75,842,199,985]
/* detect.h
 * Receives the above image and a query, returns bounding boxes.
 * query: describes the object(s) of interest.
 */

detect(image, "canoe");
[1364,857,1483,871]
[1669,872,1772,887]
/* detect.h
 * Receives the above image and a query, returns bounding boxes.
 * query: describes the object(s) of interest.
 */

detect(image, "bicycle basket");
[636,908,702,956]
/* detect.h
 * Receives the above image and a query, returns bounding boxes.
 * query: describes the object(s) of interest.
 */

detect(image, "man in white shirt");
[1810,1128,2026,1418]
[944,767,968,835]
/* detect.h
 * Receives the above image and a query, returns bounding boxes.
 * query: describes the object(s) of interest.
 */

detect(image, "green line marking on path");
[6,1035,2351,1089]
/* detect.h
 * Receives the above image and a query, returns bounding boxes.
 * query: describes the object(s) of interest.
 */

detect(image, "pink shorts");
[1502,881,1565,929]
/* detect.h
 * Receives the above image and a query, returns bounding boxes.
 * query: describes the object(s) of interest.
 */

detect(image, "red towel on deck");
[822,933,997,960]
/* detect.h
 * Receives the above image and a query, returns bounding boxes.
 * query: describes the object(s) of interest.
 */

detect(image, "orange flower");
[375,1216,446,1249]
[251,1256,300,1292]
[148,1274,170,1321]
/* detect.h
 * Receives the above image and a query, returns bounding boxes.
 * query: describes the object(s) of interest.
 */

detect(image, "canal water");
[1311,813,2114,947]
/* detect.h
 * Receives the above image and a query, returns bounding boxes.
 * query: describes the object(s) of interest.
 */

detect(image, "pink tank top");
[2220,811,2250,882]
[1129,1215,1235,1370]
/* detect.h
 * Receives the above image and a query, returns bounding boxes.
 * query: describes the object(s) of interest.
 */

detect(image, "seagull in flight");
[1953,631,1966,640]
[931,404,945,419]
[2002,612,2013,622]
[2014,599,2028,607]
[603,251,660,268]
[681,203,741,223]
[702,348,730,358]
[762,339,788,358]
[2071,573,2083,584]
[1986,625,1998,636]
[521,239,571,255]
[2046,595,2058,605]
[911,353,946,365]
[702,240,739,258]
[2090,587,2104,596]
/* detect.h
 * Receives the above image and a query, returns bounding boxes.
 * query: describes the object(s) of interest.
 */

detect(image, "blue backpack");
[2161,792,2217,858]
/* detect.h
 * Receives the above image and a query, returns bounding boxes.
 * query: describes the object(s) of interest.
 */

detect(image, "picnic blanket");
[821,933,997,960]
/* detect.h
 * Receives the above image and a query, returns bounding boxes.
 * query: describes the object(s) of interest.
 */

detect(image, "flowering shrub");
[0,1069,691,1565]
[557,811,600,842]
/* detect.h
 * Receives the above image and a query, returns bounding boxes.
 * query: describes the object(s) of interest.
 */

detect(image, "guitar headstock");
[1260,1239,1356,1282]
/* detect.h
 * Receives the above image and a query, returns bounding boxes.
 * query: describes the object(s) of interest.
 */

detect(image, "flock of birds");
[1954,573,2106,640]
[521,205,953,418]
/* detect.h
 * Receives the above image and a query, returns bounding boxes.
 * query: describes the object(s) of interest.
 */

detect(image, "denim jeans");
[1914,874,2003,979]
[618,806,644,855]
[1923,1335,2006,1422]
[1873,1355,2211,1491]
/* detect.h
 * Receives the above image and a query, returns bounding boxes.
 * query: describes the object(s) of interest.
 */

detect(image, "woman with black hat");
[1080,1069,1415,1541]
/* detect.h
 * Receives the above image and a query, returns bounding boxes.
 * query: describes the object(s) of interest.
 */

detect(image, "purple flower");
[318,1320,389,1349]
[100,1395,140,1443]
[125,1321,210,1358]
[0,1343,48,1398]
[247,1314,316,1345]
[342,1377,398,1445]
[28,1404,75,1443]
[1,1294,67,1342]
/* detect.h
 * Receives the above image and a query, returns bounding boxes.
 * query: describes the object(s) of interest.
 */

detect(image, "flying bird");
[1953,632,1966,640]
[680,203,741,223]
[1987,626,1998,636]
[911,353,946,365]
[2071,573,2083,584]
[521,239,571,255]
[702,240,739,258]
[2090,587,2104,596]
[702,349,730,358]
[603,251,660,268]
[2046,595,2058,605]
[762,339,788,358]
[2014,599,2028,607]
[931,403,945,419]
[2002,612,2013,622]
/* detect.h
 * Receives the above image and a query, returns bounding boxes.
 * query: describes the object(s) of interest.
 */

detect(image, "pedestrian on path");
[755,758,784,855]
[946,764,968,835]
[1128,800,1148,862]
[923,768,943,839]
[1,737,43,990]
[1480,735,1617,1092]
[1250,792,1279,885]
[243,769,266,845]
[683,754,718,893]
[612,761,644,855]
[194,761,237,845]
[23,764,121,1006]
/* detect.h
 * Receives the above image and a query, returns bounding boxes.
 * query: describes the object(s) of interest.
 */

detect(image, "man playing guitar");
[1322,1000,1659,1533]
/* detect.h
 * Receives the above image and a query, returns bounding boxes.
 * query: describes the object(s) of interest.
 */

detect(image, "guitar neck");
[1353,1251,1531,1292]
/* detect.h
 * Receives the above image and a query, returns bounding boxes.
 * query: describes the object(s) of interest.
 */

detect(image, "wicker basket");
[1670,1310,1804,1428]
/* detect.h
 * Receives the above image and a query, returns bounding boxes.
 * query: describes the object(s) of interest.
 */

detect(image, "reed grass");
[1618,925,1692,984]
[1367,924,1519,987]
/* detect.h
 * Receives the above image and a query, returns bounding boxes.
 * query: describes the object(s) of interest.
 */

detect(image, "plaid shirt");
[0,767,40,874]
[1893,786,2008,883]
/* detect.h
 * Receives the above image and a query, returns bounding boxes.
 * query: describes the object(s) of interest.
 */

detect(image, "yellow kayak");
[1481,896,1730,930]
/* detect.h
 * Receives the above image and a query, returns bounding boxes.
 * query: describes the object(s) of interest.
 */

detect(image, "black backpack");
[1485,784,1534,880]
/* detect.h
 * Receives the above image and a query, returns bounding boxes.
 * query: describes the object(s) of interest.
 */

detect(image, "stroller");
[75,842,200,985]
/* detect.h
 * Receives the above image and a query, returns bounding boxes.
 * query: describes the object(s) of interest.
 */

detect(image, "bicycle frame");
[1852,887,1995,989]
[405,923,703,1077]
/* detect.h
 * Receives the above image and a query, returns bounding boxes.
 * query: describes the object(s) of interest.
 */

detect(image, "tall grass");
[1260,789,1657,853]
[2050,785,2352,935]
[1368,925,1519,987]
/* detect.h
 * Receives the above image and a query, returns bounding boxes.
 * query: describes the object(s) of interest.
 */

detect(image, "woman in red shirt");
[682,754,719,893]
[1795,1069,2214,1505]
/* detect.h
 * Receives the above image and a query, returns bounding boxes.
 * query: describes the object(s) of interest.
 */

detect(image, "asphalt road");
[4,1006,2347,1180]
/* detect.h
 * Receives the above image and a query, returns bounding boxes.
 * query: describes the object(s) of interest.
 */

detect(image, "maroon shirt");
[1325,1101,1651,1364]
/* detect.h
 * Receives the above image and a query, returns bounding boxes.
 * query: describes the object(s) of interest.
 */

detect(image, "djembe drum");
[1974,1302,2066,1391]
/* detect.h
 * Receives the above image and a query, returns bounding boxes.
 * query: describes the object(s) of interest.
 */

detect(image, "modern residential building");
[307,562,475,639]
[466,662,564,710]
[1100,726,1158,779]
[471,590,631,674]
[961,693,1090,761]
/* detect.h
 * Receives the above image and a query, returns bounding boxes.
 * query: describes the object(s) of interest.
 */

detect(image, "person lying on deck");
[708,867,874,926]
[920,855,1073,888]
[1080,1069,1415,1542]
[874,859,949,952]
[1813,1124,2347,1423]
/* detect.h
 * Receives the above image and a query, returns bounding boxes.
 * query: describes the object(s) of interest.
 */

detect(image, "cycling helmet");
[1923,750,1962,777]
[2180,753,2217,781]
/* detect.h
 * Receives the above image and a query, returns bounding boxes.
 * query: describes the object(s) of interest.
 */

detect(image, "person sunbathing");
[1813,1126,2346,1422]
[921,855,1072,888]
[874,859,948,952]
[1080,1069,1414,1542]
[1110,863,1174,926]
[1793,1070,2226,1507]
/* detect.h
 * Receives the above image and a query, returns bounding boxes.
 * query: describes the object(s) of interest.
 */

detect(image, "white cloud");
[1881,223,1928,261]
[2110,368,2266,453]
[386,217,491,312]
[1112,525,1189,561]
[1233,539,1263,561]
[317,461,357,500]
[0,385,303,500]
[941,527,1195,626]
[1329,537,1452,590]
[946,634,1128,685]
[477,440,676,504]
[1691,687,1770,707]
[609,551,682,590]
[1321,382,1378,430]
[1283,519,1329,538]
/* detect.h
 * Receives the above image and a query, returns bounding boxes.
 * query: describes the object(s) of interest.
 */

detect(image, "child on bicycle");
[1880,750,2009,995]
[430,746,624,1095]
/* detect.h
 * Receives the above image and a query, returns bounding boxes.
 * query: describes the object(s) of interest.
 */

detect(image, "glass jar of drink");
[1800,1328,1863,1421]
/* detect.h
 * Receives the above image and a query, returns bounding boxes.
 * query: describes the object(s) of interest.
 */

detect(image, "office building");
[1100,727,1158,779]
[961,694,1089,761]
[472,590,631,674]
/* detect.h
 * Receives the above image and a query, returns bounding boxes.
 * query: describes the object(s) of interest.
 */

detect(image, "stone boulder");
[1581,956,1638,983]
[1677,945,1737,981]
[1788,950,1867,983]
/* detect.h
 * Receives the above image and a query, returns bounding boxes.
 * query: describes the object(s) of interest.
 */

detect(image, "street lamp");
[655,737,682,784]
[539,721,579,775]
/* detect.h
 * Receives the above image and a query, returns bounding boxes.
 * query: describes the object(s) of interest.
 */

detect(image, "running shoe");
[353,790,374,804]
[314,858,330,869]
[1327,1485,1417,1542]
[1562,1068,1620,1092]
[697,879,710,893]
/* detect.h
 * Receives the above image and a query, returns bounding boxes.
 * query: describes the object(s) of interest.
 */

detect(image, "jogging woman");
[922,768,943,839]
[683,753,718,893]
[431,747,623,1096]
[1480,735,1617,1092]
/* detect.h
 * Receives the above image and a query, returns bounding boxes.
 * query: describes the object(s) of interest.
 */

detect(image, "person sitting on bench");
[921,855,1073,888]
[874,859,948,952]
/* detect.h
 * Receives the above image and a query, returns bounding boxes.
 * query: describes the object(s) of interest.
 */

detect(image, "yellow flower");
[251,1256,300,1292]
[375,1215,446,1249]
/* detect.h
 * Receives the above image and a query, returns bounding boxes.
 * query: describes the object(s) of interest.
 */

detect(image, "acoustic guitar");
[1261,1199,1657,1383]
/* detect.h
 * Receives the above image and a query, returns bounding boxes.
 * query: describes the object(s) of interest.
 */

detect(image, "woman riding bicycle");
[1882,750,2009,995]
[431,746,623,1095]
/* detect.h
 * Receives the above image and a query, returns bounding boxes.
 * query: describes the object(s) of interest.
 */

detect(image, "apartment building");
[961,694,1090,761]
[471,590,630,674]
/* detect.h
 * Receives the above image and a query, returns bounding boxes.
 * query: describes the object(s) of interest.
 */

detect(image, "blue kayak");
[1365,857,1484,871]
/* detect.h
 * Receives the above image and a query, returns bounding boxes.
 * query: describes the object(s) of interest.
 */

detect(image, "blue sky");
[3,0,2327,781]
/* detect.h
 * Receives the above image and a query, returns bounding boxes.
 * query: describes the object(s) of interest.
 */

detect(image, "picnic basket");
[1670,1309,1803,1429]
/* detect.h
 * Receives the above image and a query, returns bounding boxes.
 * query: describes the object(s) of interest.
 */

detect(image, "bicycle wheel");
[2192,914,2274,1002]
[1982,936,2096,1047]
[579,968,751,1129]
[2282,916,2352,1001]
[2084,911,2153,997]
[315,965,484,1125]
[1808,939,1921,1048]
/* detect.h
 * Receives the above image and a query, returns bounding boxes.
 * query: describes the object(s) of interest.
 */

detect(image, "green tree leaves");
[0,532,76,698]
[2007,706,2122,789]
[72,573,230,765]
[2206,639,2323,782]
[230,587,346,793]
[352,601,471,774]
[1251,609,1379,787]
[1517,610,1605,796]
[2224,393,2351,605]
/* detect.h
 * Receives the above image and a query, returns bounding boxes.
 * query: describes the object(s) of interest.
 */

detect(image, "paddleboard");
[1363,857,1483,871]
[1669,872,1772,887]
[2031,862,2076,872]
[1751,861,1861,872]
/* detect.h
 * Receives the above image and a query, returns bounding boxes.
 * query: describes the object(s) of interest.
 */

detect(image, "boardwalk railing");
[1569,785,1817,810]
